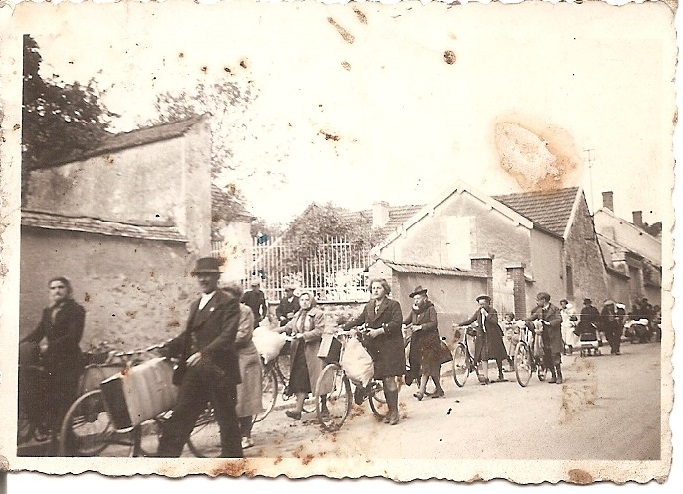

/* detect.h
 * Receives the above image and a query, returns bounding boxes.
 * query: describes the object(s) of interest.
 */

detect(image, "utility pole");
[584,148,595,214]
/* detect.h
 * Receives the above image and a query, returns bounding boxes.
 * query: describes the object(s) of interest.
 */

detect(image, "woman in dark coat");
[457,294,509,384]
[21,276,86,435]
[404,286,448,400]
[343,278,404,425]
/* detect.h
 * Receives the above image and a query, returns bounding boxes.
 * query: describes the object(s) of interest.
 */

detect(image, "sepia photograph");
[0,0,678,487]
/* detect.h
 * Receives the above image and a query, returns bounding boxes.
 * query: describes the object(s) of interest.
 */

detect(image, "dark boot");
[548,366,557,384]
[384,389,399,425]
[555,365,563,384]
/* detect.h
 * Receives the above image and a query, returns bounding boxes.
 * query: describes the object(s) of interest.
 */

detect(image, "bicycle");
[314,328,388,432]
[253,336,314,424]
[451,325,480,387]
[58,343,169,457]
[513,321,548,387]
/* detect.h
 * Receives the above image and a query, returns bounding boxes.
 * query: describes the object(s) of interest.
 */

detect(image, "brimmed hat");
[284,284,296,292]
[191,257,221,275]
[603,299,615,306]
[409,285,428,298]
[250,279,261,287]
[583,298,593,305]
[536,292,551,302]
[475,294,491,302]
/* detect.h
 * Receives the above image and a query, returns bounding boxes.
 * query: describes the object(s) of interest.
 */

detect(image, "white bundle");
[252,326,287,364]
[340,336,374,387]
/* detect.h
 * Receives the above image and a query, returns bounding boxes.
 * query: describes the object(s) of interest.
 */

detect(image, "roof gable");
[492,187,580,238]
[45,116,206,168]
[211,184,255,223]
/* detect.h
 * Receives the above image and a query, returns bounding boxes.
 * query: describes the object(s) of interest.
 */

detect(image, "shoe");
[285,410,301,420]
[241,437,254,449]
[548,376,557,384]
[424,390,434,396]
[556,377,563,384]
[388,412,399,425]
[353,386,365,406]
[431,390,444,399]
[413,392,424,401]
[479,378,490,385]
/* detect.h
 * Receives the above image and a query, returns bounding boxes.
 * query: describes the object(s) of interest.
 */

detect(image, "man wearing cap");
[157,257,243,457]
[241,279,268,329]
[276,285,300,327]
[527,292,564,384]
[457,294,509,384]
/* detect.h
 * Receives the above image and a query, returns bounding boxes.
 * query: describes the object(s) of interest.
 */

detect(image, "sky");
[18,0,677,226]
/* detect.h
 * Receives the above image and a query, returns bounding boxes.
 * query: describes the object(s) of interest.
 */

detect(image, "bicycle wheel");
[59,390,140,457]
[315,364,351,432]
[253,367,277,423]
[513,341,532,387]
[186,407,221,458]
[452,343,470,387]
[368,380,389,419]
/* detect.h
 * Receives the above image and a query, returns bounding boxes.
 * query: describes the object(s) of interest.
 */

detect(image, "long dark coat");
[276,295,300,326]
[577,304,600,334]
[23,297,85,374]
[528,303,564,355]
[344,298,405,379]
[164,289,242,388]
[460,306,508,363]
[403,302,446,384]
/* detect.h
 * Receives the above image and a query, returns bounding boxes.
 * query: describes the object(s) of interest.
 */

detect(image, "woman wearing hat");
[403,286,448,400]
[457,294,509,384]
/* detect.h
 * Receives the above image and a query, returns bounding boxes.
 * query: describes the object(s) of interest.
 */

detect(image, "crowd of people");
[20,258,661,457]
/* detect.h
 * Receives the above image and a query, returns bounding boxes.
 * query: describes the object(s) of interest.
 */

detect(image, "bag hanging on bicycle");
[340,337,374,387]
[317,333,342,363]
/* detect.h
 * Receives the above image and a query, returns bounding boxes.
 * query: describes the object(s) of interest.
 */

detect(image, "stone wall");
[20,228,197,351]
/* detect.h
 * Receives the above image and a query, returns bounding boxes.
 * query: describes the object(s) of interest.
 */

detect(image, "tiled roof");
[492,187,579,237]
[211,184,255,223]
[378,205,425,238]
[380,260,488,278]
[45,116,205,168]
[339,204,424,239]
[22,210,187,242]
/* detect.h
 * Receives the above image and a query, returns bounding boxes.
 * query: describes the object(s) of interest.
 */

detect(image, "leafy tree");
[22,35,115,198]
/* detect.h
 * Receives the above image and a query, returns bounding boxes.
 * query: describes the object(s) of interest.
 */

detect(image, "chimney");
[471,254,494,297]
[506,263,527,319]
[372,201,390,228]
[632,211,643,227]
[602,191,614,212]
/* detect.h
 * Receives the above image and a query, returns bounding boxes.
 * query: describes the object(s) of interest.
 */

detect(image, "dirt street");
[232,340,661,461]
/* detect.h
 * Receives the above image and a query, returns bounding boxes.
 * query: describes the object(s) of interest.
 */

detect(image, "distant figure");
[21,276,86,438]
[601,300,622,355]
[276,285,300,327]
[559,299,579,355]
[576,298,600,341]
[241,280,268,328]
[457,294,509,384]
[527,292,564,384]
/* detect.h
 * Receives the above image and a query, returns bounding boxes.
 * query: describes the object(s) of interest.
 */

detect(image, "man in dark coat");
[343,278,404,425]
[601,300,622,355]
[576,298,600,339]
[276,286,300,327]
[527,292,564,384]
[457,294,509,384]
[21,276,86,436]
[157,257,242,457]
[241,280,268,329]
